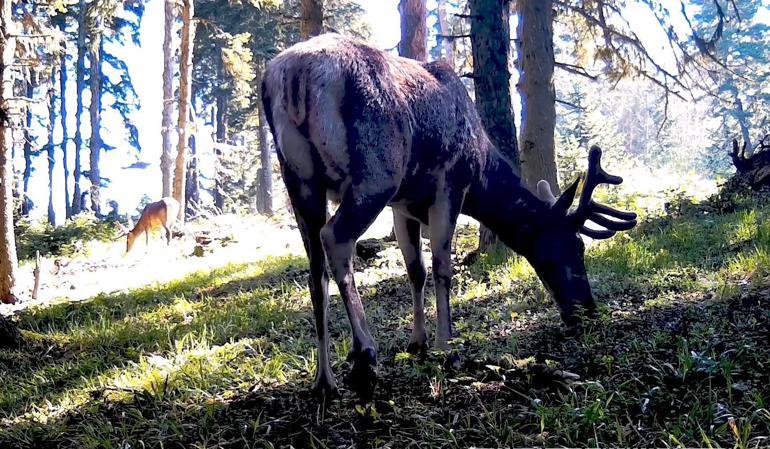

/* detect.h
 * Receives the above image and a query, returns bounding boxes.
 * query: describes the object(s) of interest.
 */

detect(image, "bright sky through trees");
[22,0,770,223]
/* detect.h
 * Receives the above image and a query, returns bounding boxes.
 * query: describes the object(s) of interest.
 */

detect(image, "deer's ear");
[554,178,580,215]
[536,180,557,205]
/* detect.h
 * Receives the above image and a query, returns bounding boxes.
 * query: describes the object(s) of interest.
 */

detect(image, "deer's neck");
[463,149,552,253]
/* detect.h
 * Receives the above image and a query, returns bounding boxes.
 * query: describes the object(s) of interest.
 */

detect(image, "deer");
[261,34,637,401]
[116,197,180,253]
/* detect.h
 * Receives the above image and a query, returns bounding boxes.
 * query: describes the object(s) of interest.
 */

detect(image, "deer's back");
[263,34,491,211]
[138,197,178,231]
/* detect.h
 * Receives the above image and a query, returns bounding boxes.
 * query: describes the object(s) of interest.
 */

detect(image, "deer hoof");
[344,347,378,401]
[406,331,428,355]
[444,351,461,370]
[311,369,339,400]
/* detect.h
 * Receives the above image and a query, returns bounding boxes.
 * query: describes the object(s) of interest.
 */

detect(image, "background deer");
[261,34,637,400]
[116,197,180,253]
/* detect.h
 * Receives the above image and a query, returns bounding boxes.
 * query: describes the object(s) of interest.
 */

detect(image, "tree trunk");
[161,0,175,197]
[0,0,19,305]
[256,69,272,216]
[185,104,200,216]
[436,0,454,63]
[173,0,194,222]
[48,68,58,226]
[21,81,34,216]
[72,0,86,216]
[470,0,519,253]
[60,39,71,219]
[300,0,323,39]
[185,132,199,216]
[515,0,558,192]
[89,37,103,216]
[213,82,227,212]
[398,0,427,61]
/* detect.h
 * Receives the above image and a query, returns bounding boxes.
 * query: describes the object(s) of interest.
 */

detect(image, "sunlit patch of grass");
[2,198,770,448]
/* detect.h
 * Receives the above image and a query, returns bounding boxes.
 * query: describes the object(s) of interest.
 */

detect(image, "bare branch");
[555,61,598,80]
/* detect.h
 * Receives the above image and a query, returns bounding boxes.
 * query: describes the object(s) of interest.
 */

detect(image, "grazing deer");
[116,197,180,253]
[261,34,637,400]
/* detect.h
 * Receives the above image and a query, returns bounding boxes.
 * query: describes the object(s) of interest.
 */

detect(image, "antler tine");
[569,146,638,239]
[572,146,621,220]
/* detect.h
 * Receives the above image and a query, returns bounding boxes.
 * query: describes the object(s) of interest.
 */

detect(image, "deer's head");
[526,146,637,325]
[115,218,137,254]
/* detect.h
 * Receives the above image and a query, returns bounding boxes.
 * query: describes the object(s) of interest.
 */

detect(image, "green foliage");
[2,195,770,446]
[14,215,117,261]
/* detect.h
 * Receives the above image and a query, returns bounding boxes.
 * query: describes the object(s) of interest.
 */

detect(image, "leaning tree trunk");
[21,81,34,216]
[300,0,323,39]
[60,39,70,219]
[72,0,86,216]
[0,0,19,305]
[88,37,103,216]
[256,68,272,216]
[398,0,427,61]
[160,0,175,197]
[470,0,519,253]
[173,0,194,222]
[515,0,558,192]
[47,66,58,225]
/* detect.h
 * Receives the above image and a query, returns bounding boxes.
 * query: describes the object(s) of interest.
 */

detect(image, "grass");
[1,196,769,448]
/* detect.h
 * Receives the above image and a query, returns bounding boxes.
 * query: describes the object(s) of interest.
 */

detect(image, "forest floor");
[1,193,769,448]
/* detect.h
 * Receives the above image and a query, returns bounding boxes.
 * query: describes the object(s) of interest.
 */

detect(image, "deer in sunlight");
[261,33,637,401]
[116,197,180,254]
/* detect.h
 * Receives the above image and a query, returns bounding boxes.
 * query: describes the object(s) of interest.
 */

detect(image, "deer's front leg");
[320,186,396,401]
[393,210,427,354]
[428,194,462,354]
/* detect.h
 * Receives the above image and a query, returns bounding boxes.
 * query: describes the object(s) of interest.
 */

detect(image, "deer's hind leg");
[280,161,337,398]
[393,210,428,354]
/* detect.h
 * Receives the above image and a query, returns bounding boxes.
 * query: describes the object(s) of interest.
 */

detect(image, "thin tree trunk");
[470,0,518,253]
[161,0,175,197]
[300,0,323,39]
[0,0,19,304]
[48,68,58,225]
[89,37,103,216]
[60,39,70,219]
[398,0,427,61]
[515,0,558,192]
[213,77,227,212]
[72,0,86,216]
[172,0,194,222]
[21,81,34,216]
[256,68,272,216]
[436,0,454,63]
[185,103,199,216]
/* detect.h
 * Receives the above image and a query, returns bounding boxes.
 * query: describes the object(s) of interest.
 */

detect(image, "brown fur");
[126,197,179,253]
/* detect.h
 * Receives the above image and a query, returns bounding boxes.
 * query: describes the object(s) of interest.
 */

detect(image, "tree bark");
[0,0,19,304]
[185,103,199,216]
[470,0,518,253]
[60,39,71,219]
[436,0,454,63]
[89,37,103,216]
[71,0,86,216]
[21,81,34,216]
[213,79,227,212]
[300,0,323,39]
[172,0,194,222]
[398,0,427,61]
[161,0,176,197]
[256,68,272,216]
[515,0,558,192]
[48,68,58,226]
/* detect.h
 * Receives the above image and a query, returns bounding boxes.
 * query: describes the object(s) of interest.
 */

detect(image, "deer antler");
[114,220,131,240]
[560,146,637,239]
